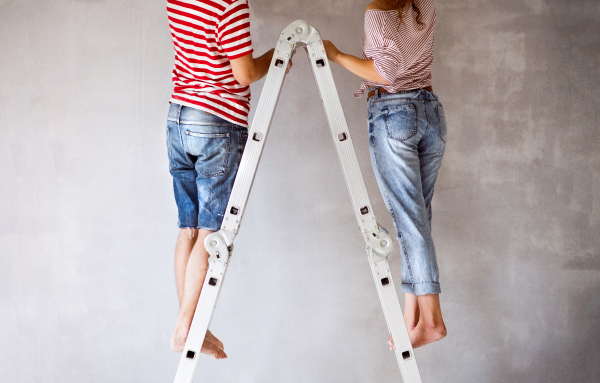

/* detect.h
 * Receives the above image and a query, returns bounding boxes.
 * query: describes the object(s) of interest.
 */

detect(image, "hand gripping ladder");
[173,20,422,383]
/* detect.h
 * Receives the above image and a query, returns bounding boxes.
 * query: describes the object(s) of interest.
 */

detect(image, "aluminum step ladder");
[173,20,422,383]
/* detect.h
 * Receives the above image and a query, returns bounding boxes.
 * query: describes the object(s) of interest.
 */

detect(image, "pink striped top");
[355,0,436,97]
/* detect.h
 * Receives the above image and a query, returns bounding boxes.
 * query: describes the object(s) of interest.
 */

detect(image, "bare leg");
[174,228,198,305]
[404,293,420,331]
[408,294,446,349]
[388,293,420,350]
[170,229,227,359]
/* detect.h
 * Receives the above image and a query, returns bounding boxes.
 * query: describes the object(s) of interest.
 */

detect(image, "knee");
[179,228,199,240]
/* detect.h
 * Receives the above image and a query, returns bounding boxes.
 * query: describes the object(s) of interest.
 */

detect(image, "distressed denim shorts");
[367,88,447,296]
[166,103,248,231]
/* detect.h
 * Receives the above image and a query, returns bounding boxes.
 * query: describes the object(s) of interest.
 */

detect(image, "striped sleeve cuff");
[367,48,402,85]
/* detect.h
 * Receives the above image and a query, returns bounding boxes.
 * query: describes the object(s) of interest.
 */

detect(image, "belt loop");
[176,104,182,124]
[375,88,380,99]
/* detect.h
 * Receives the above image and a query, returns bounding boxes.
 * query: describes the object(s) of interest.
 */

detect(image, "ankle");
[420,318,446,336]
[404,317,418,330]
[175,315,193,330]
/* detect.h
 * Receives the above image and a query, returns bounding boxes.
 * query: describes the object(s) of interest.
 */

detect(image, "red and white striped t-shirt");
[167,0,254,126]
[355,0,435,97]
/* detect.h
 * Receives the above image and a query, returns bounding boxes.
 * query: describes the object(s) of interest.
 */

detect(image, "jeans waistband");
[367,87,438,102]
[167,102,244,127]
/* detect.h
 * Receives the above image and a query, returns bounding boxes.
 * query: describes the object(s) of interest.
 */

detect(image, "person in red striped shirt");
[165,0,290,358]
[323,0,448,349]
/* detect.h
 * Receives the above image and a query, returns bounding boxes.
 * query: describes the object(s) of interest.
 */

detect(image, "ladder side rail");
[174,39,294,383]
[305,41,377,234]
[174,259,229,383]
[370,258,423,383]
[221,41,294,234]
[305,39,423,383]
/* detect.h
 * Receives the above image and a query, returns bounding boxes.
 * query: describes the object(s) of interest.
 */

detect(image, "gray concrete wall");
[1,0,598,381]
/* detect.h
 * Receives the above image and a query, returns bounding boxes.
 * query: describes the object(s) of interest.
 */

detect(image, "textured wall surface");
[1,0,599,382]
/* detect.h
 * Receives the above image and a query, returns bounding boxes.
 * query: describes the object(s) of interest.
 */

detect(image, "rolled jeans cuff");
[401,282,441,296]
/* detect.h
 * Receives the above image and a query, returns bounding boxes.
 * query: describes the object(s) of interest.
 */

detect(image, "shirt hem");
[169,96,249,128]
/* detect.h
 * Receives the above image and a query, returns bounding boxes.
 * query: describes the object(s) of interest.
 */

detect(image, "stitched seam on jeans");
[167,128,176,172]
[435,106,447,143]
[176,103,182,124]
[180,122,237,127]
[398,231,416,289]
[423,100,429,136]
[373,97,420,104]
[186,131,230,138]
[176,122,195,169]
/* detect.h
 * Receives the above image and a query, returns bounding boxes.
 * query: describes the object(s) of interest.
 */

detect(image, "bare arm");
[322,40,389,84]
[230,49,293,86]
[229,49,274,86]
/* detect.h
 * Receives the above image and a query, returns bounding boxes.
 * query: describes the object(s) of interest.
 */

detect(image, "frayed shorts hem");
[178,223,219,232]
[401,282,441,296]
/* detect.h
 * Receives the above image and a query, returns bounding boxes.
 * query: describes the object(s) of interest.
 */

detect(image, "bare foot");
[170,329,187,352]
[388,292,446,350]
[388,335,396,351]
[170,332,227,359]
[387,317,417,350]
[404,316,418,332]
[170,320,196,352]
[409,320,447,349]
[201,338,227,359]
[388,293,420,350]
[388,321,446,351]
[205,330,224,350]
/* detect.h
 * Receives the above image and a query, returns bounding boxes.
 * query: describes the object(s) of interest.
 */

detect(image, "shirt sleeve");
[362,12,402,85]
[218,0,254,60]
[365,45,403,85]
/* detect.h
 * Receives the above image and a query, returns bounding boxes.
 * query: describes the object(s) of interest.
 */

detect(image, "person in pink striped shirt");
[165,0,290,359]
[324,0,448,349]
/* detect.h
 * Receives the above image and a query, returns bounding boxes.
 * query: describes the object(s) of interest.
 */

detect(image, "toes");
[212,338,224,349]
[387,335,397,351]
[200,339,228,360]
[201,346,218,358]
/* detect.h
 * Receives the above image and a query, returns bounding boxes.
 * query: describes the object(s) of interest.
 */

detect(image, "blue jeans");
[166,103,248,230]
[367,88,447,296]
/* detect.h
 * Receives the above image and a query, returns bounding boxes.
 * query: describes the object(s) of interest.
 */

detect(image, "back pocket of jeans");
[185,131,230,177]
[383,103,417,141]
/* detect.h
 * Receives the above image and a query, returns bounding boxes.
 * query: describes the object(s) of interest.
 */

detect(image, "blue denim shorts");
[367,88,447,296]
[166,103,248,231]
